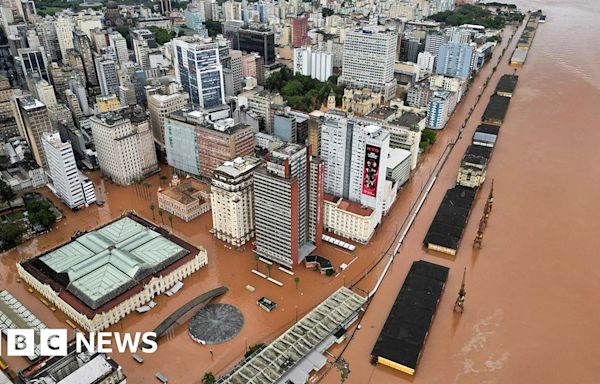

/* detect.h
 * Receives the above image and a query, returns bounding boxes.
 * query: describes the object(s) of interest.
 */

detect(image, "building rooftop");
[482,94,511,122]
[391,112,423,127]
[365,107,397,121]
[324,193,374,217]
[18,96,45,111]
[214,157,261,179]
[387,148,412,169]
[20,214,201,317]
[159,177,207,205]
[496,74,519,95]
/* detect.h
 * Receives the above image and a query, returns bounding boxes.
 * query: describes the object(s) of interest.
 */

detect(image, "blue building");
[427,91,451,130]
[435,42,474,80]
[174,37,225,109]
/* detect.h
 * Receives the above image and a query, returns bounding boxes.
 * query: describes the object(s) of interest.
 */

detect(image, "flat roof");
[482,94,511,122]
[21,214,200,317]
[423,187,476,251]
[496,74,519,94]
[218,287,366,384]
[160,178,207,205]
[475,124,500,135]
[371,260,449,374]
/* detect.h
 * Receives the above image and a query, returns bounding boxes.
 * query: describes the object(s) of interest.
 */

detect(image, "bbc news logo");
[0,329,158,357]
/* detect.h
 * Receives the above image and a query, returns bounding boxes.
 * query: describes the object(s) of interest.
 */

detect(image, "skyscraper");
[95,54,119,96]
[237,27,276,66]
[108,31,129,65]
[55,15,74,62]
[254,144,323,268]
[73,30,99,87]
[173,36,225,109]
[435,42,474,80]
[42,132,96,209]
[17,47,49,83]
[339,27,397,100]
[291,15,309,47]
[148,92,190,148]
[12,96,53,169]
[159,0,172,16]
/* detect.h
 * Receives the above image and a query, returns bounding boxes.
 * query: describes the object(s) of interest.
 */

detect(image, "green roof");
[40,217,189,309]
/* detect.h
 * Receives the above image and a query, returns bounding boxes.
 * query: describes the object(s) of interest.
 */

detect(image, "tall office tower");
[272,108,309,144]
[95,54,119,96]
[417,51,436,75]
[319,112,390,221]
[427,90,452,129]
[291,14,309,47]
[108,31,129,65]
[435,42,474,80]
[197,118,256,179]
[147,91,189,148]
[36,16,61,62]
[184,3,208,36]
[407,38,424,63]
[293,47,333,82]
[42,132,96,209]
[446,27,471,44]
[173,36,225,109]
[210,156,261,246]
[91,28,109,53]
[73,31,99,87]
[225,49,242,96]
[159,0,172,16]
[65,89,84,120]
[308,156,324,244]
[424,32,448,57]
[55,15,74,63]
[254,143,323,268]
[34,80,57,108]
[237,27,276,65]
[339,27,398,100]
[90,109,159,185]
[12,96,53,169]
[17,47,49,83]
[164,109,201,177]
[132,29,156,70]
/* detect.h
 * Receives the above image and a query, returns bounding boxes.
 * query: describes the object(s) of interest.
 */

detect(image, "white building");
[34,80,57,108]
[417,51,435,77]
[95,54,119,96]
[108,31,129,65]
[90,110,159,185]
[293,47,333,82]
[339,27,397,100]
[211,157,261,246]
[55,14,74,63]
[147,91,190,147]
[42,132,96,209]
[324,194,378,244]
[427,90,454,129]
[320,110,350,197]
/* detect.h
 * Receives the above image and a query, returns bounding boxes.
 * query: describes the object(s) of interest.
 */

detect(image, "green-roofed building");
[18,213,208,332]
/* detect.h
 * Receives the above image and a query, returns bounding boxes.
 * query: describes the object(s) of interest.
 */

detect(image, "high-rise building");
[73,30,99,87]
[427,90,452,129]
[424,32,448,57]
[108,31,129,65]
[254,143,323,268]
[42,132,96,209]
[36,16,61,62]
[159,0,172,16]
[173,36,225,109]
[131,29,156,70]
[17,47,49,83]
[211,156,261,246]
[417,51,436,76]
[34,80,57,108]
[293,47,333,82]
[435,42,474,80]
[237,27,276,65]
[291,15,309,47]
[12,96,53,169]
[55,15,74,62]
[95,54,119,96]
[148,92,190,148]
[90,108,159,185]
[339,27,397,100]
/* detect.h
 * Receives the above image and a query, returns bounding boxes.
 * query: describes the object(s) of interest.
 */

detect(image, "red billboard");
[362,145,381,197]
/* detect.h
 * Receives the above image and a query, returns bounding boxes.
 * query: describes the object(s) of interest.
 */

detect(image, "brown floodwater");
[320,1,600,384]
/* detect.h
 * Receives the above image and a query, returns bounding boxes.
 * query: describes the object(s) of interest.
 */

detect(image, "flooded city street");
[321,1,600,383]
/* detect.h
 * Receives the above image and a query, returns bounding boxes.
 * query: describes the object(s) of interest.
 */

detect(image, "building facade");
[158,176,211,222]
[12,96,53,169]
[293,47,333,82]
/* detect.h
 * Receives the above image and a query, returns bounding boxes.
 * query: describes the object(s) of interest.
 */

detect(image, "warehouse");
[371,260,449,376]
[495,74,519,97]
[18,213,208,331]
[423,186,476,255]
[473,124,499,148]
[457,145,493,189]
[482,95,511,126]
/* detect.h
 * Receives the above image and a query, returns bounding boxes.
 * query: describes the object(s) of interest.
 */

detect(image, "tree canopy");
[0,179,16,207]
[26,199,57,229]
[428,4,523,29]
[148,26,176,45]
[0,223,26,250]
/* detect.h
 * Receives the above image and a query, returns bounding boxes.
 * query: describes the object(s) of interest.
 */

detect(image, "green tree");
[244,343,265,358]
[322,8,335,17]
[168,214,173,230]
[150,204,156,221]
[159,175,168,185]
[294,276,300,290]
[0,222,26,249]
[419,128,437,150]
[205,20,223,37]
[254,255,260,271]
[159,209,164,225]
[0,179,16,208]
[266,264,272,278]
[26,199,57,229]
[148,26,176,45]
[201,372,216,384]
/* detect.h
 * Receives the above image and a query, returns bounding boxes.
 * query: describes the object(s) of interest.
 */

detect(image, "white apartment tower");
[90,110,159,185]
[339,27,397,100]
[109,31,129,65]
[293,47,333,82]
[55,15,74,63]
[147,92,190,148]
[42,132,96,209]
[95,54,119,96]
[210,157,261,247]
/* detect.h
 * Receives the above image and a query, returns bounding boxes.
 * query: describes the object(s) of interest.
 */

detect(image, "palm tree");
[143,182,151,200]
[158,209,164,225]
[201,372,215,384]
[168,214,173,230]
[254,255,260,271]
[266,264,272,278]
[294,276,300,290]
[159,174,168,185]
[0,179,16,209]
[149,204,155,221]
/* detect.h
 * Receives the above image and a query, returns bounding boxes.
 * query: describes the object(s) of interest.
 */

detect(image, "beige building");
[158,176,211,222]
[96,94,121,112]
[341,88,382,115]
[323,194,378,244]
[238,90,283,132]
[17,214,208,332]
[211,157,261,247]
[147,91,189,148]
[90,109,159,185]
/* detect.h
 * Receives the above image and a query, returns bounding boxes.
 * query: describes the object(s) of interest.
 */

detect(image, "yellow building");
[158,175,211,222]
[96,94,121,112]
[341,88,382,115]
